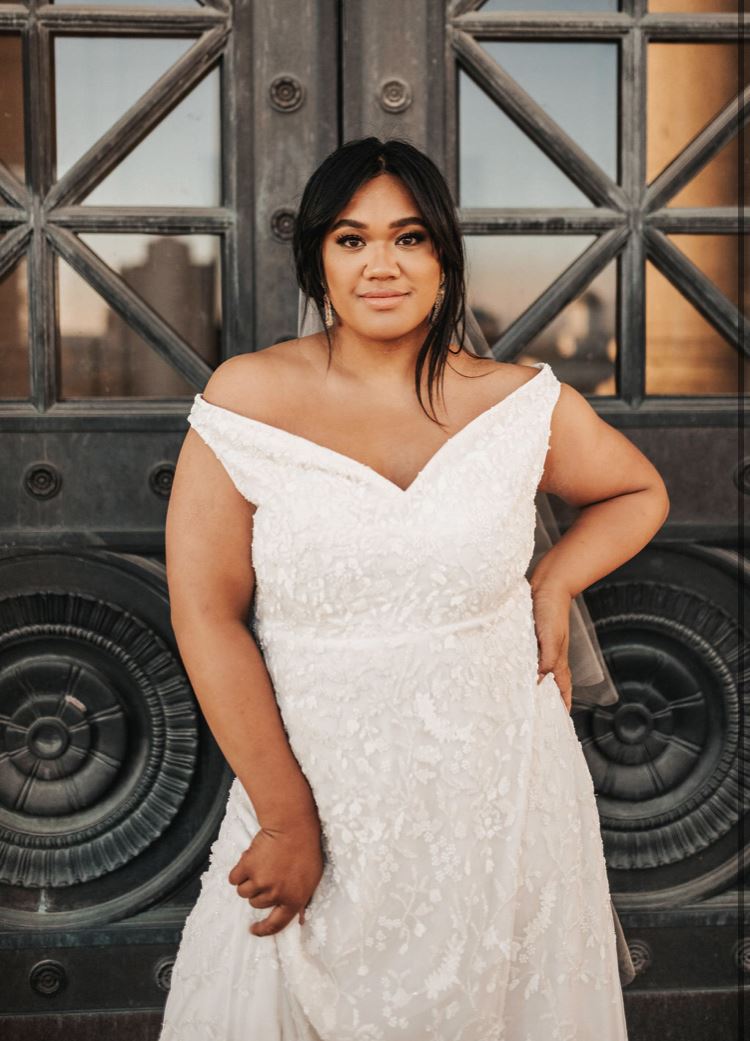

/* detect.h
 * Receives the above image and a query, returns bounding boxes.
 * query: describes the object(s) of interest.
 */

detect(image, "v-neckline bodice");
[192,361,550,498]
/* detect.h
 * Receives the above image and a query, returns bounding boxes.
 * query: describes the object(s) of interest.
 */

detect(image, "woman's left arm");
[530,381,671,710]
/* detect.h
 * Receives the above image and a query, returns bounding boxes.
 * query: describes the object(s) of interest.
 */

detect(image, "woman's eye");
[398,232,426,246]
[333,231,427,248]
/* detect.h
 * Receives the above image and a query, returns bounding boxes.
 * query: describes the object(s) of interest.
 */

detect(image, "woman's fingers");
[250,903,297,937]
[554,663,573,713]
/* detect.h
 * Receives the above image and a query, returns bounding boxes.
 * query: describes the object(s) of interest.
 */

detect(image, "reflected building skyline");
[0,6,745,399]
[59,237,221,399]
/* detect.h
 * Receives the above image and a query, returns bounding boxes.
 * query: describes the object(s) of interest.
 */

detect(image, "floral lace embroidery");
[159,362,629,1040]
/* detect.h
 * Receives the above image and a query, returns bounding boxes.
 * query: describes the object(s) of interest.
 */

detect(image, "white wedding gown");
[159,361,629,1040]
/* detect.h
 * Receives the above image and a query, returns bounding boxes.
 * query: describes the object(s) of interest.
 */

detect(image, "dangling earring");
[323,292,335,329]
[429,276,446,325]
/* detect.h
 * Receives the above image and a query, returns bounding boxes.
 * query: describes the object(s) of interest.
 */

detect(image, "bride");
[160,136,668,1039]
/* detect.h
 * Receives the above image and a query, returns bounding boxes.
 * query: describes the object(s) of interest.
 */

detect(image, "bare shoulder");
[200,336,318,422]
[453,350,549,400]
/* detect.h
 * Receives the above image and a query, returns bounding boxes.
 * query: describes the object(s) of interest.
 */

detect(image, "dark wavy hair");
[292,136,469,426]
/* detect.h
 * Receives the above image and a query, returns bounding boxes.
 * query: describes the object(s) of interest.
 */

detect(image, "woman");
[160,137,668,1039]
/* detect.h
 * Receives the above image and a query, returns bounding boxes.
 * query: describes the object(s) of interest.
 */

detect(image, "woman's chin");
[342,314,430,340]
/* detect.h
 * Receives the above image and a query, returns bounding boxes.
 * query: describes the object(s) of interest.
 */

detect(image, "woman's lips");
[360,292,408,308]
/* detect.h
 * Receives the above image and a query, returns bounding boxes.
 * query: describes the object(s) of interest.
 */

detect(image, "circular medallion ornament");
[0,551,233,929]
[269,75,305,112]
[270,208,296,243]
[575,546,748,906]
[155,956,175,992]
[733,457,750,495]
[29,959,67,996]
[149,463,174,498]
[379,77,412,113]
[627,940,652,977]
[23,464,62,501]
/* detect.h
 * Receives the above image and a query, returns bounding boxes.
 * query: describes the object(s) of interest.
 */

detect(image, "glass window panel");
[0,253,30,399]
[648,2,737,11]
[481,0,619,10]
[667,234,745,313]
[79,233,221,366]
[57,258,195,399]
[518,260,617,396]
[54,37,194,180]
[0,36,25,183]
[646,260,744,396]
[668,129,748,207]
[83,66,221,206]
[459,71,590,208]
[647,43,748,185]
[478,42,617,182]
[465,235,596,346]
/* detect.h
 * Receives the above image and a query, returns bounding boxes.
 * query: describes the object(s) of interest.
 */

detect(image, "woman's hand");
[530,583,573,713]
[228,814,325,937]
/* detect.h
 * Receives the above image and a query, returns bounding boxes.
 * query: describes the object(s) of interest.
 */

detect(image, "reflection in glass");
[0,254,30,399]
[54,36,194,179]
[459,72,590,207]
[481,0,618,10]
[668,129,749,208]
[57,258,196,399]
[478,42,617,182]
[83,66,221,206]
[518,261,617,396]
[667,235,744,312]
[79,234,222,365]
[646,261,744,395]
[648,1,737,11]
[465,234,595,346]
[647,43,748,187]
[0,36,24,183]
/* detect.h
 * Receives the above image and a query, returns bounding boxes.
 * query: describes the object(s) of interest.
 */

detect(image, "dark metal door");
[0,0,337,1035]
[338,2,747,1034]
[0,1,746,1037]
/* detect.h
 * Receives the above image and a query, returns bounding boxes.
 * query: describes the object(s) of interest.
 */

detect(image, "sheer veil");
[296,290,620,710]
[297,289,636,986]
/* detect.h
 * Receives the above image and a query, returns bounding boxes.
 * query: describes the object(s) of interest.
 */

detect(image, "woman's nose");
[362,244,400,277]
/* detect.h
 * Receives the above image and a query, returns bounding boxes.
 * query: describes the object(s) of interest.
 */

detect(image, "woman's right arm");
[165,363,323,933]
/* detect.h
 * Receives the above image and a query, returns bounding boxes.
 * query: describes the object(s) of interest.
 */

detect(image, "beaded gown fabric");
[159,361,629,1040]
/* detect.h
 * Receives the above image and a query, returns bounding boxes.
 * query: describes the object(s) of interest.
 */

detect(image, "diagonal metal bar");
[643,85,750,213]
[449,0,485,18]
[458,207,626,234]
[47,225,213,387]
[0,161,30,210]
[199,0,231,13]
[0,223,32,280]
[649,207,749,234]
[490,224,629,361]
[46,26,228,209]
[452,29,627,209]
[646,227,749,356]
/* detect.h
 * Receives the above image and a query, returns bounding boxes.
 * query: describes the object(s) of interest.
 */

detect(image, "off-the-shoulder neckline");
[191,361,552,497]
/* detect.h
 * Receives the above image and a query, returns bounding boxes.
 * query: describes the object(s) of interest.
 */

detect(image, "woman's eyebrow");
[329,217,427,231]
